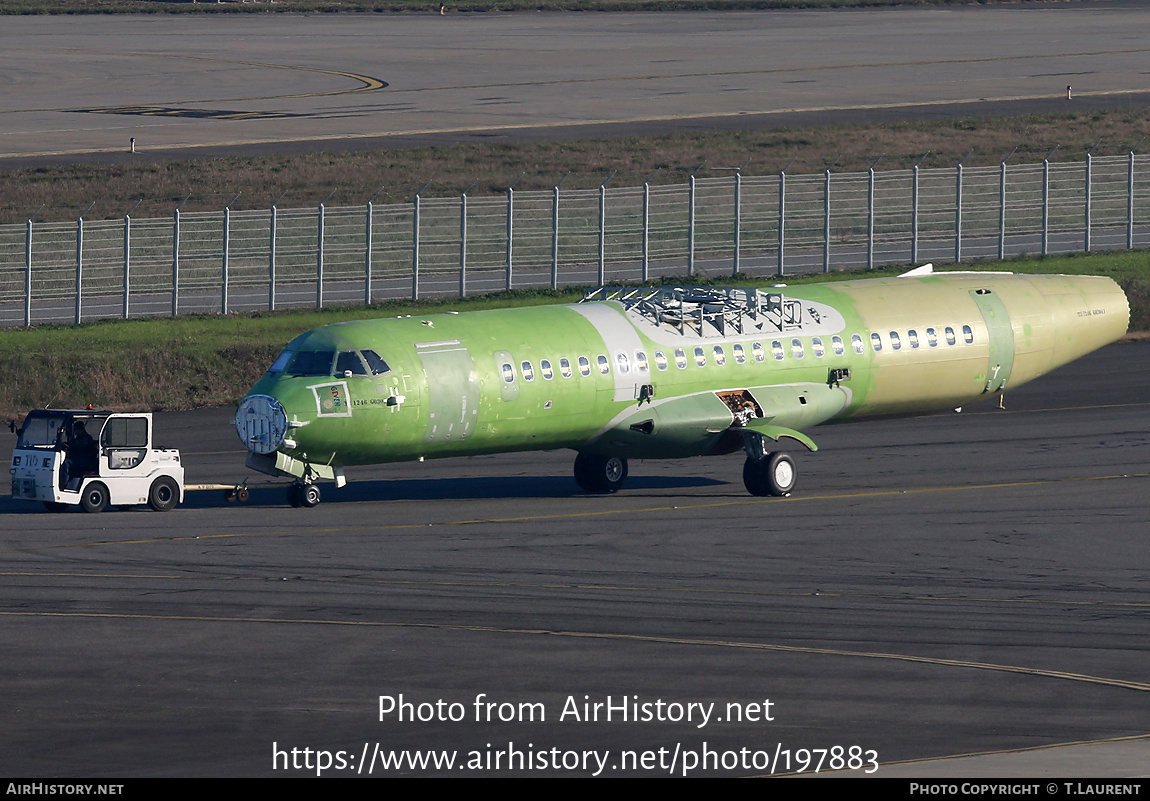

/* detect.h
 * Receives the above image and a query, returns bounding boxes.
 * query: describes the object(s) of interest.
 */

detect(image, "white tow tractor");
[10,409,184,512]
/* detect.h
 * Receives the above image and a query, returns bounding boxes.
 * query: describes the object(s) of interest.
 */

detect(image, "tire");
[743,453,797,497]
[573,453,628,493]
[79,482,109,514]
[148,476,180,512]
[301,484,321,508]
[235,487,250,503]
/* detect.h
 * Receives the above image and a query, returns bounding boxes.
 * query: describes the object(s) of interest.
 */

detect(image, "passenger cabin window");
[287,351,336,377]
[521,361,535,381]
[502,363,516,383]
[694,347,706,367]
[579,356,591,377]
[616,353,631,374]
[752,342,765,362]
[908,330,920,349]
[654,351,668,371]
[636,351,649,373]
[597,355,610,375]
[871,333,883,352]
[945,327,956,346]
[926,328,938,348]
[559,358,572,378]
[540,359,554,380]
[831,336,845,356]
[812,337,825,358]
[889,331,901,351]
[963,325,974,344]
[336,351,368,376]
[791,339,804,359]
[852,334,865,354]
[733,344,746,364]
[362,350,391,375]
[675,349,687,369]
[713,346,725,366]
[771,341,784,361]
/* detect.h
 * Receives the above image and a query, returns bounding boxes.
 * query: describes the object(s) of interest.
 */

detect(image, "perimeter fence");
[2,152,1149,326]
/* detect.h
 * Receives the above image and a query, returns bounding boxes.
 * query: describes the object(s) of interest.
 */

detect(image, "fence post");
[999,146,1017,260]
[460,180,476,298]
[222,193,241,314]
[733,170,742,277]
[551,174,567,290]
[640,169,656,284]
[172,195,189,317]
[955,150,972,263]
[1085,140,1099,252]
[269,191,286,311]
[123,199,142,320]
[598,172,615,286]
[75,202,94,325]
[412,181,429,301]
[1129,139,1144,250]
[24,205,43,327]
[364,187,383,306]
[317,189,336,309]
[505,174,522,292]
[867,155,883,270]
[911,153,928,265]
[824,157,839,274]
[777,166,786,277]
[1042,146,1057,256]
[687,163,704,277]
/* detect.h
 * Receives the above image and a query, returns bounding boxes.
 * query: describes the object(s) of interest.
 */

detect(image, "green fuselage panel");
[240,272,1128,469]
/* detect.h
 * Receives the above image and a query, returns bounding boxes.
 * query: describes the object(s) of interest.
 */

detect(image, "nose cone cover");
[235,395,288,455]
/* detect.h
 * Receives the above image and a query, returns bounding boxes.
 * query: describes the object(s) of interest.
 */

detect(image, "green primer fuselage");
[238,272,1128,475]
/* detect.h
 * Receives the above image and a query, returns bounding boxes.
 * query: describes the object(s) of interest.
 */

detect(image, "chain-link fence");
[2,153,1148,326]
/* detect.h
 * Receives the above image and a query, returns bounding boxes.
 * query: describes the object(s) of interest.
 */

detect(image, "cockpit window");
[287,351,336,377]
[361,350,391,375]
[336,351,368,377]
[268,348,295,375]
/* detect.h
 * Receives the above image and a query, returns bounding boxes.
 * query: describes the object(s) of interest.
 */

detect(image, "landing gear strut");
[573,453,628,493]
[287,481,321,508]
[743,452,796,497]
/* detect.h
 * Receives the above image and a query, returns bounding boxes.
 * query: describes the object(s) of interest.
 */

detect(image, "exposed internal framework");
[581,286,807,339]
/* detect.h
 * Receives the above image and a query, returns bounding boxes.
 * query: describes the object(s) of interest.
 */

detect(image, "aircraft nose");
[235,394,289,454]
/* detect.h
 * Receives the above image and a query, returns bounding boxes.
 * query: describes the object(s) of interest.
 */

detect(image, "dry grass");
[4,107,1150,225]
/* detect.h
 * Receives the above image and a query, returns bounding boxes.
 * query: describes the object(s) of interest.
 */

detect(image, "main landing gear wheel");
[79,482,110,513]
[148,476,179,512]
[287,482,321,508]
[573,453,628,493]
[743,452,796,497]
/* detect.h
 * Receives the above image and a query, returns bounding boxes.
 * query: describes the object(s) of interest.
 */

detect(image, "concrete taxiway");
[3,3,1150,165]
[2,340,1148,776]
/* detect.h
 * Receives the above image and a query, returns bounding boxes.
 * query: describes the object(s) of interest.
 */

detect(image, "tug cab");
[10,410,184,512]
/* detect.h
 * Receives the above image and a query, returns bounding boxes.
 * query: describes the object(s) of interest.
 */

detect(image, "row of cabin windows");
[500,324,976,383]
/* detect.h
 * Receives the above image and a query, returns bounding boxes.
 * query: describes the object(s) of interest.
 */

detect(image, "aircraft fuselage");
[235,271,1128,502]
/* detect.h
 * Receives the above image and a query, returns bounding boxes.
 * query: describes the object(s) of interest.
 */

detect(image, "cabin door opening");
[416,342,480,443]
[970,289,1015,393]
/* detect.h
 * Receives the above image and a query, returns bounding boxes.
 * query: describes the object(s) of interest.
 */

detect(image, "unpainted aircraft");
[234,266,1128,507]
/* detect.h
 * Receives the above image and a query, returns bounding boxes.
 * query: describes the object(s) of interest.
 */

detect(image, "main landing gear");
[287,480,321,508]
[742,452,796,497]
[573,452,628,493]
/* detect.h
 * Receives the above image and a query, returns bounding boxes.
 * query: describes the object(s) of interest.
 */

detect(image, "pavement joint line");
[2,609,1149,694]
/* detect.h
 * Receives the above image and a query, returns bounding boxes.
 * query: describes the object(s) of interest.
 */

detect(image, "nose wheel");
[287,481,321,508]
